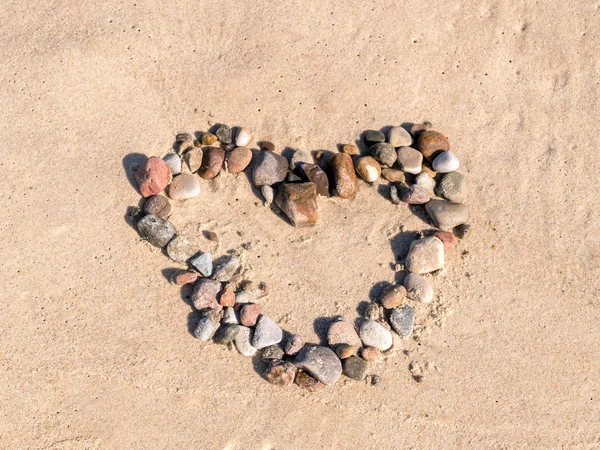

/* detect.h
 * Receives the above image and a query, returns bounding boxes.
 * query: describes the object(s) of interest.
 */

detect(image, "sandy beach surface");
[1,0,599,448]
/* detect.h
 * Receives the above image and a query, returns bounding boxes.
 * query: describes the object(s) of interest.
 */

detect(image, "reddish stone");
[295,370,324,392]
[191,278,222,311]
[274,182,319,227]
[301,163,329,197]
[172,271,198,285]
[198,147,225,179]
[418,130,450,162]
[226,146,253,173]
[135,157,171,197]
[361,347,382,362]
[240,304,263,327]
[329,153,358,199]
[219,288,236,307]
[433,231,458,251]
[264,359,297,386]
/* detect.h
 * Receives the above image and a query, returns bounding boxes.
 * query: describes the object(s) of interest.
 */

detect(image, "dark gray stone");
[389,305,415,337]
[343,356,369,381]
[137,214,176,248]
[294,345,343,386]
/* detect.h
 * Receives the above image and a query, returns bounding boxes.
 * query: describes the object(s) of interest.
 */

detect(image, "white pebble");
[404,273,434,303]
[432,151,460,173]
[234,326,257,356]
[359,320,393,350]
[236,127,253,147]
[168,174,200,200]
[163,153,182,175]
[415,172,436,197]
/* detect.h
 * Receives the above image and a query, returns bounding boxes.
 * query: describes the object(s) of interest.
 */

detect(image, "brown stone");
[301,163,329,197]
[264,359,296,386]
[381,285,407,309]
[421,160,437,177]
[361,346,382,362]
[355,156,381,183]
[226,146,253,173]
[342,144,360,156]
[184,147,203,173]
[172,270,198,285]
[335,344,357,359]
[295,370,324,392]
[135,156,171,197]
[274,182,318,227]
[191,278,222,311]
[329,153,358,199]
[198,147,225,179]
[143,195,171,219]
[433,231,458,252]
[328,320,362,347]
[418,130,450,162]
[381,168,406,183]
[240,303,263,327]
[259,141,275,152]
[201,132,218,145]
[314,150,325,161]
[219,287,236,307]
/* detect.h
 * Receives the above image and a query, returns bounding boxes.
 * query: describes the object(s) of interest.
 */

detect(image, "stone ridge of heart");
[128,123,471,390]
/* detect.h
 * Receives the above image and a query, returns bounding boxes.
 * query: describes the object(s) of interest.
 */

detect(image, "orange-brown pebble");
[219,287,236,307]
[225,146,253,173]
[240,303,264,327]
[201,132,218,145]
[418,130,450,162]
[172,271,198,285]
[329,152,358,199]
[198,147,225,179]
[381,285,407,309]
[342,144,360,156]
[434,231,458,251]
[421,160,437,177]
[336,344,357,359]
[295,370,325,392]
[361,346,382,362]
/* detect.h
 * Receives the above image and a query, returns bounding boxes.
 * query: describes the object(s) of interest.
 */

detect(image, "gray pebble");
[454,223,472,239]
[194,316,217,341]
[389,185,401,205]
[234,326,257,356]
[365,303,383,322]
[261,344,285,361]
[212,256,240,282]
[389,305,415,336]
[176,132,193,143]
[396,146,423,174]
[252,151,288,186]
[189,252,213,277]
[252,315,283,349]
[289,149,311,172]
[405,236,445,274]
[370,142,397,167]
[235,291,255,304]
[215,124,232,144]
[387,126,413,148]
[436,172,467,202]
[137,214,176,248]
[294,345,343,386]
[166,235,197,263]
[163,153,182,175]
[432,150,460,173]
[426,199,469,231]
[184,147,203,173]
[261,185,274,204]
[168,174,200,200]
[415,172,436,197]
[213,324,239,344]
[343,355,369,381]
[364,130,385,144]
[359,320,393,351]
[285,333,305,356]
[404,273,434,303]
[222,307,238,325]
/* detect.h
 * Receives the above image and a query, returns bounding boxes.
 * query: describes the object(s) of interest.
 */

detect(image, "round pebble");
[370,143,396,167]
[166,235,197,263]
[215,124,232,144]
[143,195,171,219]
[252,315,283,349]
[137,214,176,248]
[432,151,460,173]
[163,153,182,175]
[335,344,357,359]
[396,146,423,174]
[343,356,369,381]
[198,147,225,179]
[225,146,253,173]
[234,326,257,356]
[285,334,305,356]
[201,132,218,145]
[425,199,469,231]
[189,252,213,277]
[240,304,263,327]
[361,346,382,362]
[135,157,171,197]
[354,156,381,183]
[436,171,466,202]
[294,345,343,386]
[328,320,362,348]
[191,278,221,310]
[403,273,434,303]
[381,168,406,183]
[194,316,216,341]
[418,130,450,162]
[381,285,407,309]
[168,174,200,200]
[405,236,445,274]
[252,151,288,186]
[387,126,412,147]
[389,305,415,337]
[235,127,253,147]
[213,324,239,344]
[359,320,393,351]
[184,147,203,173]
[264,359,296,386]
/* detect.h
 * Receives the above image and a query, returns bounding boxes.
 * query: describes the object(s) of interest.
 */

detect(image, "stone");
[252,151,288,186]
[166,235,197,263]
[198,147,225,179]
[259,141,275,152]
[135,157,171,197]
[410,123,428,138]
[365,303,384,322]
[436,171,466,202]
[137,214,176,247]
[222,307,238,325]
[285,334,305,356]
[201,132,218,146]
[235,127,253,147]
[215,124,232,144]
[426,199,469,230]
[218,287,236,307]
[191,278,221,310]
[335,344,357,359]
[389,185,401,205]
[184,147,203,173]
[234,326,257,356]
[193,316,217,341]
[370,374,383,386]
[289,149,311,172]
[415,172,436,197]
[274,182,318,227]
[364,130,385,145]
[370,142,396,167]
[168,174,200,200]
[212,256,241,282]
[176,132,193,143]
[294,345,343,386]
[404,273,434,303]
[421,160,437,177]
[252,315,283,349]
[177,141,193,156]
[359,320,393,350]
[453,223,472,239]
[418,130,450,162]
[343,356,369,381]
[327,320,362,348]
[240,304,263,327]
[189,252,213,277]
[388,126,412,147]
[433,231,457,252]
[225,146,253,173]
[361,346,382,362]
[261,344,285,361]
[405,236,445,274]
[396,146,423,174]
[235,291,255,304]
[301,163,329,197]
[287,172,302,182]
[295,370,324,392]
[432,151,460,173]
[381,285,407,309]
[143,195,171,219]
[314,150,325,161]
[264,359,296,386]
[381,168,406,183]
[163,153,182,175]
[400,184,430,204]
[329,153,358,199]
[213,324,239,344]
[341,144,360,156]
[171,270,198,285]
[261,185,274,204]
[389,305,415,337]
[354,156,381,183]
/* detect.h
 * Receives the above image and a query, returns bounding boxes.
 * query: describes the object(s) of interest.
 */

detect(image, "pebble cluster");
[129,122,471,390]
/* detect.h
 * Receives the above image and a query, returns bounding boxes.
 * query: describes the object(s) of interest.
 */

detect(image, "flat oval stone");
[396,146,423,174]
[198,147,225,179]
[389,305,415,336]
[234,326,257,356]
[363,130,385,145]
[226,146,253,173]
[404,273,434,303]
[336,344,357,359]
[418,130,450,162]
[294,345,342,386]
[400,184,430,204]
[184,147,203,173]
[201,132,218,145]
[264,359,296,386]
[381,285,406,309]
[354,156,381,183]
[235,127,253,147]
[215,124,232,144]
[135,156,171,197]
[252,151,288,186]
[359,320,393,351]
[189,252,213,277]
[426,199,469,230]
[274,182,318,227]
[301,163,329,197]
[370,142,396,167]
[405,236,445,274]
[329,153,358,199]
[343,356,369,381]
[163,153,182,175]
[381,168,406,183]
[285,334,305,356]
[252,315,283,349]
[387,126,412,147]
[165,234,197,263]
[168,174,200,200]
[137,214,176,247]
[328,320,362,348]
[143,195,171,219]
[432,151,460,173]
[191,278,221,310]
[415,172,436,197]
[435,171,466,202]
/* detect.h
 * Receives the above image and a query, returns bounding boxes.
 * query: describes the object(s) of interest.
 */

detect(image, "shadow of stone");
[408,204,434,228]
[368,281,394,303]
[312,316,338,346]
[390,230,419,263]
[186,310,200,337]
[124,205,144,232]
[251,351,268,378]
[122,153,148,194]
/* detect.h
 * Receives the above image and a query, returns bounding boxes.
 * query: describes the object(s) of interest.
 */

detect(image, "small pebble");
[343,356,369,381]
[204,230,219,242]
[137,214,176,247]
[240,303,263,327]
[261,344,285,361]
[184,147,203,173]
[409,123,428,138]
[370,375,382,386]
[415,172,436,197]
[215,124,232,144]
[143,195,171,219]
[212,256,241,282]
[235,127,253,147]
[389,185,401,205]
[135,157,171,197]
[426,199,469,231]
[363,130,385,144]
[171,270,198,285]
[432,151,460,173]
[295,370,324,392]
[218,287,236,307]
[435,171,466,202]
[234,326,257,356]
[275,182,318,227]
[396,146,423,174]
[252,315,283,349]
[327,319,362,348]
[453,223,472,239]
[370,142,396,167]
[300,163,329,197]
[405,236,445,274]
[294,345,343,386]
[421,160,437,177]
[285,334,305,356]
[194,316,217,341]
[201,132,218,146]
[354,156,381,183]
[361,346,382,362]
[264,359,296,386]
[252,151,288,186]
[418,130,450,162]
[387,126,412,147]
[177,141,193,155]
[381,285,407,309]
[176,132,193,143]
[168,174,200,200]
[433,231,457,252]
[259,141,275,152]
[261,185,274,204]
[235,291,255,304]
[404,273,434,303]
[222,307,238,325]
[166,234,197,263]
[189,252,213,277]
[335,344,357,359]
[289,149,311,172]
[213,324,239,344]
[191,278,221,310]
[381,168,406,183]
[400,184,430,204]
[198,147,225,179]
[225,146,253,174]
[342,144,360,155]
[163,153,182,175]
[365,303,383,322]
[329,153,358,199]
[359,320,393,351]
[389,305,414,337]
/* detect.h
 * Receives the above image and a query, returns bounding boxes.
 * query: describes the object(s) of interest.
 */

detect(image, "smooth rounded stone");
[453,223,472,239]
[418,130,450,162]
[225,146,253,173]
[426,199,469,231]
[194,316,217,341]
[171,270,198,285]
[433,231,457,252]
[135,156,171,197]
[218,287,236,307]
[361,346,382,362]
[399,184,430,204]
[252,315,283,349]
[177,141,193,156]
[234,326,257,356]
[235,127,253,147]
[275,182,318,227]
[343,356,369,381]
[294,345,342,386]
[261,344,285,361]
[389,305,415,337]
[295,370,324,392]
[259,141,275,152]
[215,124,232,144]
[389,185,401,205]
[240,303,263,327]
[143,195,171,219]
[435,171,466,202]
[396,146,423,174]
[163,153,182,175]
[381,168,406,183]
[191,278,222,310]
[410,123,428,138]
[176,132,193,143]
[370,142,396,167]
[342,144,360,156]
[198,147,225,179]
[166,234,196,263]
[300,163,329,197]
[184,147,203,173]
[405,236,444,274]
[212,256,241,282]
[387,126,412,148]
[201,132,218,145]
[168,174,200,200]
[285,334,305,356]
[329,153,358,199]
[137,214,176,247]
[404,273,434,304]
[365,303,383,322]
[222,307,238,325]
[289,149,311,172]
[252,151,288,186]
[264,359,296,386]
[327,320,362,348]
[354,156,381,183]
[213,324,239,345]
[189,252,213,277]
[432,151,460,173]
[364,129,385,145]
[235,290,255,304]
[415,172,436,197]
[335,344,357,359]
[261,185,274,204]
[359,320,393,351]
[381,285,407,309]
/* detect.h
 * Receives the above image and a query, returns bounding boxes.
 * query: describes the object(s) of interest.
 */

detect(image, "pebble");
[165,234,197,263]
[252,151,288,186]
[261,185,274,204]
[198,147,225,179]
[370,143,396,167]
[336,344,357,359]
[264,359,296,386]
[361,346,382,362]
[295,370,324,392]
[404,273,434,303]
[342,144,360,156]
[327,320,362,348]
[193,316,217,341]
[240,303,263,327]
[201,132,218,146]
[294,345,343,386]
[213,324,239,344]
[259,141,275,152]
[225,146,253,173]
[409,123,428,138]
[184,147,203,173]
[289,149,311,172]
[235,127,253,147]
[137,214,176,247]
[381,168,406,183]
[396,146,423,174]
[370,375,382,386]
[389,305,415,337]
[235,291,255,304]
[168,174,200,200]
[421,160,437,177]
[389,185,401,205]
[329,153,358,199]
[365,302,384,322]
[215,124,232,144]
[212,256,241,282]
[234,326,257,356]
[177,141,193,155]
[432,151,460,173]
[218,287,236,307]
[343,356,369,381]
[405,236,445,274]
[387,126,413,147]
[436,171,466,202]
[143,195,171,219]
[300,163,329,197]
[172,270,198,285]
[285,334,305,356]
[189,252,213,277]
[163,153,182,175]
[453,223,472,239]
[381,285,407,309]
[135,157,171,197]
[359,320,393,350]
[287,172,302,182]
[415,172,436,197]
[364,130,385,145]
[252,315,283,349]
[176,132,193,143]
[426,199,469,230]
[261,344,285,361]
[433,231,457,252]
[400,184,431,204]
[418,130,450,162]
[191,278,222,310]
[222,307,238,325]
[275,182,318,227]
[354,156,381,183]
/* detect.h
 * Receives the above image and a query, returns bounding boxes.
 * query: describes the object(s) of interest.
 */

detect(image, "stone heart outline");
[125,122,470,390]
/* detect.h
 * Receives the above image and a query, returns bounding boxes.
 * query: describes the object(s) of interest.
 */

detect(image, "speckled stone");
[396,146,423,174]
[418,130,450,162]
[135,157,172,197]
[184,147,203,173]
[415,172,436,197]
[189,252,213,277]
[381,168,406,183]
[432,151,460,173]
[163,153,182,175]
[198,147,225,179]
[361,346,382,362]
[342,144,360,155]
[371,142,396,167]
[275,182,318,227]
[389,305,415,336]
[355,156,381,183]
[426,199,469,231]
[343,356,369,381]
[168,174,200,200]
[295,370,324,392]
[176,132,193,143]
[365,302,384,322]
[329,153,358,199]
[240,303,263,327]
[225,146,253,173]
[436,171,467,202]
[252,151,288,186]
[389,185,401,205]
[264,359,296,386]
[191,278,221,310]
[387,126,412,147]
[404,273,434,304]
[359,320,393,351]
[234,326,257,356]
[328,320,362,348]
[137,214,176,247]
[194,316,217,341]
[235,127,253,147]
[213,324,239,344]
[143,195,171,219]
[381,285,407,309]
[212,256,240,282]
[301,163,329,197]
[285,334,305,356]
[165,235,197,263]
[215,124,232,144]
[400,184,431,204]
[261,344,285,361]
[294,345,342,386]
[405,236,445,274]
[252,315,283,349]
[364,130,385,145]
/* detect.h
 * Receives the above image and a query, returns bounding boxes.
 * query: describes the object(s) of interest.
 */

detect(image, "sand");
[1,0,599,448]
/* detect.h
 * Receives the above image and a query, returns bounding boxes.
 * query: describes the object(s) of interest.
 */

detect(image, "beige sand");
[1,0,599,448]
